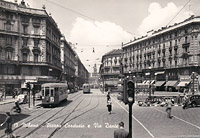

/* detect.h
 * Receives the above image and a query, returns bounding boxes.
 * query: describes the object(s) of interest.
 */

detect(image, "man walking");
[166,99,173,119]
[114,122,129,138]
[0,112,14,138]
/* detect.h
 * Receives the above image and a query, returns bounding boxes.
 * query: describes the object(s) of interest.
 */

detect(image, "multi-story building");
[76,58,89,87]
[0,0,62,95]
[99,49,123,90]
[60,37,76,86]
[122,15,200,92]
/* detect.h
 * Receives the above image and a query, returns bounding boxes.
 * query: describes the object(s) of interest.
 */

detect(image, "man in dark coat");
[114,122,129,138]
[0,112,13,137]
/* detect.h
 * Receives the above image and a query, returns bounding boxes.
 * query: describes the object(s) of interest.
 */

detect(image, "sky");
[5,0,200,73]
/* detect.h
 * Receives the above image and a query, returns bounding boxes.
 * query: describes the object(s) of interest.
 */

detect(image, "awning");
[145,80,150,84]
[154,81,165,86]
[177,81,190,87]
[150,80,155,84]
[165,81,178,87]
[142,81,146,84]
[168,81,178,87]
[155,71,165,75]
[164,81,171,86]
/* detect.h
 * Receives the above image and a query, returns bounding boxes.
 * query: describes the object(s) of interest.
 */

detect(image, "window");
[23,26,28,34]
[34,27,39,35]
[6,51,12,60]
[34,54,38,62]
[34,39,39,47]
[22,53,28,62]
[5,21,11,31]
[22,38,28,46]
[175,40,177,45]
[6,37,12,45]
[185,36,188,43]
[45,87,50,96]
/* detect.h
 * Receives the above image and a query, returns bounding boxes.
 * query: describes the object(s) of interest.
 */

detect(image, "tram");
[41,83,68,106]
[83,84,90,93]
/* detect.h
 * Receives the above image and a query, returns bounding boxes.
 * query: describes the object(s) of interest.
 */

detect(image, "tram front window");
[45,87,50,96]
[50,89,54,96]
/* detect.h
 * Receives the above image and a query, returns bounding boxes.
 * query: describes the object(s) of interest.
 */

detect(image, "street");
[0,89,200,138]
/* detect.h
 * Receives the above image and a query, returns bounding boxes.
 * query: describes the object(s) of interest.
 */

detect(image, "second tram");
[41,83,68,106]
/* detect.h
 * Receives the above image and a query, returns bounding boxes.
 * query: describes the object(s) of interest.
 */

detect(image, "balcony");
[32,19,41,27]
[157,57,161,61]
[21,46,30,53]
[180,52,190,59]
[32,46,41,54]
[162,57,166,61]
[182,42,190,48]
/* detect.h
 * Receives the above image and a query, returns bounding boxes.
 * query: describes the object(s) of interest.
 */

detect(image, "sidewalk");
[0,96,16,105]
[0,96,41,108]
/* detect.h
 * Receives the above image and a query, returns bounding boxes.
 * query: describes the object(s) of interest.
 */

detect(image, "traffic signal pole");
[129,103,133,138]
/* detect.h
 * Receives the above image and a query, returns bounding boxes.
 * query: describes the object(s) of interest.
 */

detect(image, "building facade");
[60,37,76,87]
[0,0,62,95]
[100,49,123,90]
[122,16,200,92]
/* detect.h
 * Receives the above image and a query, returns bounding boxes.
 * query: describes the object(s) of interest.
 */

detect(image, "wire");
[45,0,140,37]
[46,0,97,21]
[166,0,192,26]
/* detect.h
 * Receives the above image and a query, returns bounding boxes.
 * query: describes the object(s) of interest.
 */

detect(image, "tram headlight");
[50,97,54,102]
[42,96,44,99]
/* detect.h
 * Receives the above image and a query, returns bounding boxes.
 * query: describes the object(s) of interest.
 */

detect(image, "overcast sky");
[6,0,200,73]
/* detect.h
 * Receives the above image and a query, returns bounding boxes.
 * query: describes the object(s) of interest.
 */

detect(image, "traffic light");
[26,82,31,91]
[127,80,135,104]
[123,78,128,104]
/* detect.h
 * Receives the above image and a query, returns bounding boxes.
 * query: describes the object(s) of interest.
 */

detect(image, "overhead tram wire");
[46,0,98,21]
[166,0,192,26]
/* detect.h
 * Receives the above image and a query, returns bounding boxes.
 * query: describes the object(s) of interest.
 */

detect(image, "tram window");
[42,89,44,96]
[45,87,49,96]
[50,89,54,96]
[54,87,58,96]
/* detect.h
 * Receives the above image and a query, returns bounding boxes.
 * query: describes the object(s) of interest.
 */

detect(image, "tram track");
[0,92,84,138]
[48,94,100,138]
[47,94,93,123]
[21,94,86,138]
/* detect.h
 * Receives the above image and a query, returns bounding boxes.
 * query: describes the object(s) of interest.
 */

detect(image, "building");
[99,49,123,91]
[0,0,62,95]
[60,37,76,88]
[89,64,100,88]
[122,15,200,92]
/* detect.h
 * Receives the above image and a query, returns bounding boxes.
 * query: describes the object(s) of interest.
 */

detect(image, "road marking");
[112,97,155,138]
[153,107,200,130]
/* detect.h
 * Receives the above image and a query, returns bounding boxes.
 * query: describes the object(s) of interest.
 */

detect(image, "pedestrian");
[177,93,181,105]
[114,122,129,138]
[166,99,173,119]
[107,92,111,103]
[183,94,189,109]
[107,99,112,114]
[0,112,14,138]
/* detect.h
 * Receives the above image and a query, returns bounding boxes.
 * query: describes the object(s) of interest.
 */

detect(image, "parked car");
[35,92,42,100]
[183,95,200,108]
[17,94,28,104]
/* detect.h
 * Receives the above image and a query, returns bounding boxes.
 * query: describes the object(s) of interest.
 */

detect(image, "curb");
[0,101,15,105]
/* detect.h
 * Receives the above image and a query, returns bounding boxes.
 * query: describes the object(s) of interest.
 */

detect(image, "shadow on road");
[0,113,30,130]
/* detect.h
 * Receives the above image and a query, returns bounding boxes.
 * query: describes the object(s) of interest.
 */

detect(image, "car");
[35,92,42,100]
[183,95,200,108]
[17,94,28,104]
